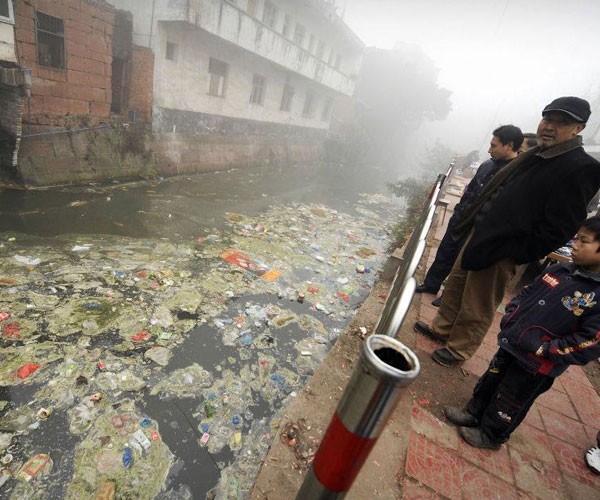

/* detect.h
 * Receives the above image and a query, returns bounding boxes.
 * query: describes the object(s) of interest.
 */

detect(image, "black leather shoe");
[431,297,442,307]
[431,347,461,367]
[458,426,502,450]
[415,284,438,294]
[413,321,446,344]
[444,406,478,427]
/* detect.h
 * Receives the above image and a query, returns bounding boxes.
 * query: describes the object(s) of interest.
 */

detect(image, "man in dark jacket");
[415,125,523,296]
[414,96,600,367]
[442,215,600,449]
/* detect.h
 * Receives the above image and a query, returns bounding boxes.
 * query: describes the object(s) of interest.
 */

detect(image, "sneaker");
[444,406,478,427]
[413,321,447,344]
[586,447,600,475]
[415,284,438,294]
[431,297,442,307]
[431,347,461,367]
[458,426,502,450]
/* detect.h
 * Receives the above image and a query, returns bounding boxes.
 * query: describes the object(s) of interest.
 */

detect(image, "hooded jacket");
[498,262,600,377]
[454,137,600,270]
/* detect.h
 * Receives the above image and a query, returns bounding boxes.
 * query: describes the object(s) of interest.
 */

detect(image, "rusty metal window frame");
[35,11,65,70]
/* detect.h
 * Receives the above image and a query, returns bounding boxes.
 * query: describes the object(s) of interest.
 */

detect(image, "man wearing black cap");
[414,96,600,367]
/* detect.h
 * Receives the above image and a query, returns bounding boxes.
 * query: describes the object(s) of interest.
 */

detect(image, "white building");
[106,0,364,134]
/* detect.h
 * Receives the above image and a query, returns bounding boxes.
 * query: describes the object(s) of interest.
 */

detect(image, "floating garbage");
[0,191,401,498]
[16,363,40,380]
[17,453,53,482]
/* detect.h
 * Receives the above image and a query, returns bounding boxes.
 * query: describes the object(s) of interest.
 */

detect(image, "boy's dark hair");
[580,215,600,251]
[493,125,524,152]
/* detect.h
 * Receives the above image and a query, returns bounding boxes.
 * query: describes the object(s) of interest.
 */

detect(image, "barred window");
[303,91,315,118]
[36,11,65,69]
[282,14,291,38]
[280,84,294,112]
[250,74,266,105]
[0,0,14,22]
[321,98,334,121]
[293,23,305,47]
[262,1,277,28]
[208,58,228,97]
[166,42,178,62]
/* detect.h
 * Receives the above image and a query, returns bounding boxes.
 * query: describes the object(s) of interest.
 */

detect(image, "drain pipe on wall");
[296,334,420,499]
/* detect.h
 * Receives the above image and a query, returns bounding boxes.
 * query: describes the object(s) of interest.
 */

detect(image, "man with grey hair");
[414,96,600,367]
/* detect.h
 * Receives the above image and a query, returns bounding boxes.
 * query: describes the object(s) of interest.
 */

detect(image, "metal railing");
[296,159,456,499]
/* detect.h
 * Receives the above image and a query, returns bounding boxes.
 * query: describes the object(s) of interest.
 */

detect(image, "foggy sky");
[342,0,600,157]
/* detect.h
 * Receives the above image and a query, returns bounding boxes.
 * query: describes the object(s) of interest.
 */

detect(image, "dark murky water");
[0,162,397,498]
[0,162,391,240]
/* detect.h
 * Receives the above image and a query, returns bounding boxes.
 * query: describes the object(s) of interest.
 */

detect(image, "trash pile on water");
[0,195,401,498]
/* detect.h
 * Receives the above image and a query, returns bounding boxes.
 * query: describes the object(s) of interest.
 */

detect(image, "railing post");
[296,335,420,499]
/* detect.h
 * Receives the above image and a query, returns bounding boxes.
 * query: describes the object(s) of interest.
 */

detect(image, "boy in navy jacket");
[444,215,600,450]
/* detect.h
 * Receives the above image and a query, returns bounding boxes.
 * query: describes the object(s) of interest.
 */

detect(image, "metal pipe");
[296,335,420,499]
[22,124,112,138]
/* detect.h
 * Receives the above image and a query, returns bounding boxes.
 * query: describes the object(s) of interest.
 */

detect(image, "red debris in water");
[0,312,11,322]
[3,322,20,339]
[337,291,350,302]
[17,363,40,379]
[131,331,151,342]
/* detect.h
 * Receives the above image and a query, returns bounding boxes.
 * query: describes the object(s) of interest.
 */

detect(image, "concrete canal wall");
[14,123,325,187]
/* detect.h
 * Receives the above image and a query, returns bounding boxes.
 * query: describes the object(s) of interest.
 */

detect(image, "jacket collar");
[562,262,600,282]
[535,136,583,159]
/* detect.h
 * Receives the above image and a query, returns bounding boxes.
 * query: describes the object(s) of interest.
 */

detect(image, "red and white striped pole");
[296,335,420,499]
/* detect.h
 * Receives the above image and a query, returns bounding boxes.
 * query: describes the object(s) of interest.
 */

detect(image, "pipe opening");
[374,347,411,371]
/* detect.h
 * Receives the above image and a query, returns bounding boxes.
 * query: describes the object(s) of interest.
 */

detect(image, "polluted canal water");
[0,163,404,498]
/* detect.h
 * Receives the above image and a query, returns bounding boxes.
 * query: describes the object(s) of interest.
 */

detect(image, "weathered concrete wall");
[152,23,335,130]
[14,118,325,187]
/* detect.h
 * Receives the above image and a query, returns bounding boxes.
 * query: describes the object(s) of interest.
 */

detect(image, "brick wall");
[15,0,115,128]
[128,45,153,122]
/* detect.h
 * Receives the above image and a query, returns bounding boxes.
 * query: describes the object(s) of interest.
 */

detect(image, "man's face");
[536,111,585,149]
[488,136,514,161]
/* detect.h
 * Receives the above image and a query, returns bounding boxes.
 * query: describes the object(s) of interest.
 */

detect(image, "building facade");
[108,0,363,135]
[0,0,364,187]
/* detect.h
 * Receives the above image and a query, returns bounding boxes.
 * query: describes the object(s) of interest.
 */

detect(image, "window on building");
[293,23,305,46]
[247,0,257,16]
[208,58,228,97]
[280,84,294,112]
[262,1,277,28]
[321,98,334,121]
[335,54,342,70]
[282,14,291,38]
[35,11,65,69]
[0,0,14,22]
[302,91,315,118]
[308,34,316,54]
[166,42,178,61]
[316,40,325,60]
[327,49,335,65]
[249,74,266,105]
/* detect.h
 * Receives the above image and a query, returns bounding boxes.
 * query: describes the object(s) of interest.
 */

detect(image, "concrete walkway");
[251,173,600,499]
